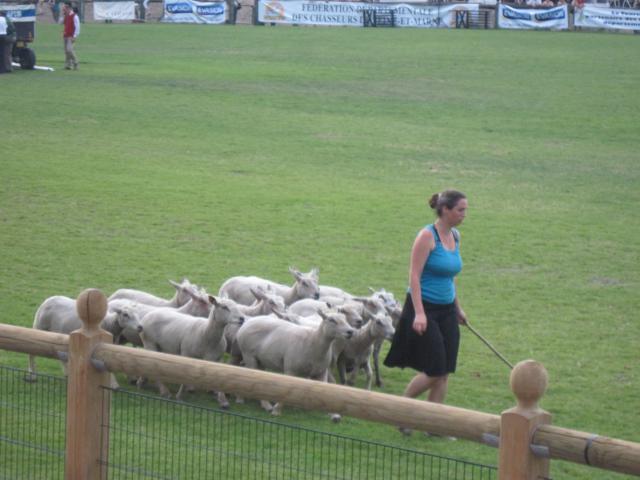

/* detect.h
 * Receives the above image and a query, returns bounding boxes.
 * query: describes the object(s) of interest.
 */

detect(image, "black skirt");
[383,293,460,377]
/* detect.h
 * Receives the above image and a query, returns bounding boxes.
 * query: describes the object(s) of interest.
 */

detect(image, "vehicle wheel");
[19,48,36,70]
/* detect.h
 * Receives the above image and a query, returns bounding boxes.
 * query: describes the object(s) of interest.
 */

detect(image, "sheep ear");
[250,287,264,300]
[368,287,375,293]
[209,295,219,306]
[184,287,197,298]
[289,267,302,279]
[169,280,180,289]
[310,267,319,279]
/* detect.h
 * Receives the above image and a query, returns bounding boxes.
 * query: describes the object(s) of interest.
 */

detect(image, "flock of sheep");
[28,267,402,420]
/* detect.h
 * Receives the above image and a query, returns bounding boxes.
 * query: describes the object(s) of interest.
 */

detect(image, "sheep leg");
[176,384,185,400]
[243,354,273,412]
[135,376,146,390]
[109,374,120,390]
[215,391,230,410]
[229,351,245,403]
[336,356,348,385]
[24,355,38,383]
[260,399,274,413]
[270,402,282,416]
[372,339,384,388]
[156,380,172,398]
[347,363,358,387]
[362,360,373,391]
[317,370,341,423]
[139,341,170,397]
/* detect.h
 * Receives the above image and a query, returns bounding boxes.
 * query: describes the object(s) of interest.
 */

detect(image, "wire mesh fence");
[103,387,497,480]
[0,365,497,479]
[0,365,67,480]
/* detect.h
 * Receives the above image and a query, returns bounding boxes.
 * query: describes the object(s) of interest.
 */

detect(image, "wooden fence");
[1,288,639,479]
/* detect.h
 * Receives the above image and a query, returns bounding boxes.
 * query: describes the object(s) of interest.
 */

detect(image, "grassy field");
[1,22,639,479]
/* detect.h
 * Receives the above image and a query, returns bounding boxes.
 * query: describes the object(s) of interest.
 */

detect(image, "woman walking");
[384,189,468,435]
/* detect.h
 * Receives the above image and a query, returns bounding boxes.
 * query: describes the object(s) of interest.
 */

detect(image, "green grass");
[1,22,639,479]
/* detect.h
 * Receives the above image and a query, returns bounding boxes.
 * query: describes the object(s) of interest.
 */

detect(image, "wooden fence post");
[65,289,113,480]
[498,359,551,480]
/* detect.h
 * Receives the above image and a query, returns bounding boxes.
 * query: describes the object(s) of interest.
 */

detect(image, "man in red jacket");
[62,2,80,70]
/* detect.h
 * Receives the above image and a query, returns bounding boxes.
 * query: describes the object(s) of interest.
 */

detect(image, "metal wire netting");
[0,365,497,480]
[0,365,67,480]
[102,387,497,480]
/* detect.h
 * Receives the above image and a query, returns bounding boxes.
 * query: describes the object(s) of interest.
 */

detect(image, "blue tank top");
[419,224,462,304]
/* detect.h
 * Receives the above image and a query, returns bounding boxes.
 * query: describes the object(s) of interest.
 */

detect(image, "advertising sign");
[94,1,137,20]
[498,4,568,29]
[574,4,640,30]
[259,0,478,28]
[163,0,227,23]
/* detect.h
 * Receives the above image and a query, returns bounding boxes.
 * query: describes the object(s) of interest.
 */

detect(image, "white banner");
[94,1,136,20]
[258,1,479,28]
[498,4,568,29]
[574,5,640,30]
[0,3,36,22]
[163,0,227,23]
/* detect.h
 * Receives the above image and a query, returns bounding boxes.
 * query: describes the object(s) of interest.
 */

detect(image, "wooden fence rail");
[0,288,639,479]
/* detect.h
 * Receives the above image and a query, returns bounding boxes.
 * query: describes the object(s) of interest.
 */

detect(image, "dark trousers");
[0,37,13,73]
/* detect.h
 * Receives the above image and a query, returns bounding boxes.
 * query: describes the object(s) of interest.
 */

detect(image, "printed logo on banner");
[263,1,286,20]
[502,7,531,20]
[534,7,565,21]
[166,2,193,13]
[0,6,37,21]
[196,3,224,14]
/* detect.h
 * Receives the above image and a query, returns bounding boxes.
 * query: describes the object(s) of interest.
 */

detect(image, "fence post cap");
[76,288,107,332]
[510,359,548,409]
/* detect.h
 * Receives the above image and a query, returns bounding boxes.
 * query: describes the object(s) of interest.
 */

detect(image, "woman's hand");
[412,313,428,335]
[456,308,467,325]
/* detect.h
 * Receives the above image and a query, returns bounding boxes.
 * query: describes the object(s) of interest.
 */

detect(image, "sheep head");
[318,309,354,340]
[289,267,320,300]
[169,278,197,306]
[209,296,245,326]
[371,313,395,341]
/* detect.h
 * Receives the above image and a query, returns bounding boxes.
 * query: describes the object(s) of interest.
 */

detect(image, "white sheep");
[225,286,287,355]
[138,295,245,408]
[288,297,368,383]
[107,286,213,347]
[27,295,142,384]
[318,284,353,301]
[284,302,364,385]
[369,287,402,326]
[236,309,354,418]
[288,298,328,317]
[336,312,395,390]
[311,294,395,387]
[288,299,363,329]
[108,278,196,308]
[218,267,320,306]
